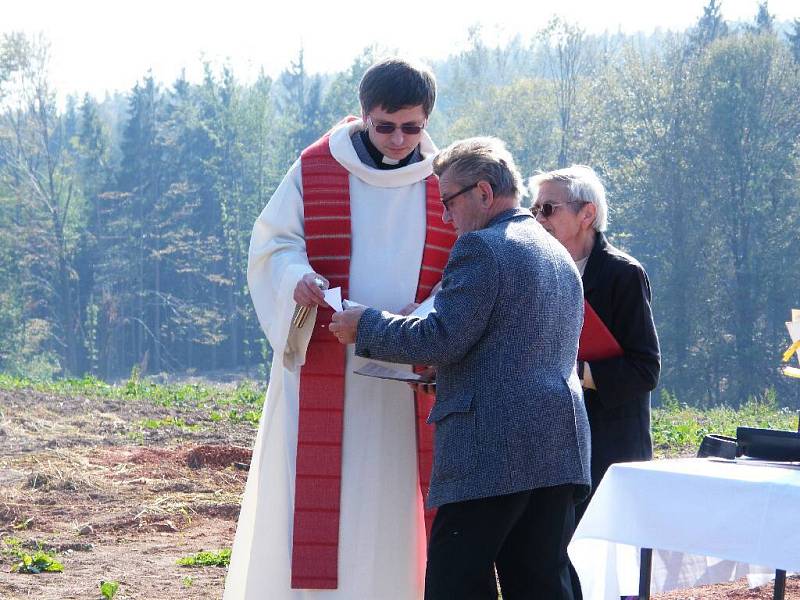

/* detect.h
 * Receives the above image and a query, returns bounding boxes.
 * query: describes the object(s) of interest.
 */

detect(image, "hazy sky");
[4,0,799,100]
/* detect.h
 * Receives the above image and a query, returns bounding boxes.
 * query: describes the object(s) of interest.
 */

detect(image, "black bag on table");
[697,427,800,462]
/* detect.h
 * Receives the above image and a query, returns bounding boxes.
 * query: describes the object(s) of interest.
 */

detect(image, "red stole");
[291,129,455,589]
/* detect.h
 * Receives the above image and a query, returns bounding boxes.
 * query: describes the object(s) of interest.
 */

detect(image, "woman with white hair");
[531,165,661,598]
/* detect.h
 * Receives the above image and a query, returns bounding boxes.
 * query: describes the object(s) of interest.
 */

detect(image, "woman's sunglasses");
[532,200,586,218]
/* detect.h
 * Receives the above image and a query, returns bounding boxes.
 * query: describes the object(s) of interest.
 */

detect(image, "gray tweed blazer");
[356,207,591,508]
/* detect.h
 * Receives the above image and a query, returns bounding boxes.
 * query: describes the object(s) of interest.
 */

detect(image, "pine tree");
[752,1,774,34]
[75,94,111,374]
[688,0,728,52]
[787,19,800,63]
[107,74,164,374]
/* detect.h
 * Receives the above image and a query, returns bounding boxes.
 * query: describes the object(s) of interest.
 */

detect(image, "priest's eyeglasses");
[441,183,479,211]
[532,200,586,218]
[367,116,426,135]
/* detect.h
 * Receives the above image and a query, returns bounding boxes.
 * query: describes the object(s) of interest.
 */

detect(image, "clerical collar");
[358,130,417,170]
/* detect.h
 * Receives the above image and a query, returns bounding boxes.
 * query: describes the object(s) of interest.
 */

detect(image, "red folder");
[578,299,623,361]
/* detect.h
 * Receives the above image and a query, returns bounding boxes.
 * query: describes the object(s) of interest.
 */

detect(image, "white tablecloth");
[568,458,800,599]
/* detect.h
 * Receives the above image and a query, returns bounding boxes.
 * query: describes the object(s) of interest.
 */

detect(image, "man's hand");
[329,307,366,344]
[398,302,420,316]
[583,362,597,391]
[408,366,437,395]
[293,273,329,307]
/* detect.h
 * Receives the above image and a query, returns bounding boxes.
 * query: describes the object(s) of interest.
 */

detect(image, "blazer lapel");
[582,232,607,297]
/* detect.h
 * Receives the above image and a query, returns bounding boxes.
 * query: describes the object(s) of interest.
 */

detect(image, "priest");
[223,58,456,600]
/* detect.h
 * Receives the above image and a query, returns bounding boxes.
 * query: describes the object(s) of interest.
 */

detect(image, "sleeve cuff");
[355,308,384,359]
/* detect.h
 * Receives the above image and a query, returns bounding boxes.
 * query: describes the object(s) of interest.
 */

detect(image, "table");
[568,458,800,599]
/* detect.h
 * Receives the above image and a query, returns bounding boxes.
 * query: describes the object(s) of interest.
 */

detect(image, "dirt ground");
[0,387,797,599]
[0,387,252,599]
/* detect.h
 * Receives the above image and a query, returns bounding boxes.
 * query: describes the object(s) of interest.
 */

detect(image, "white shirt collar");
[575,255,589,276]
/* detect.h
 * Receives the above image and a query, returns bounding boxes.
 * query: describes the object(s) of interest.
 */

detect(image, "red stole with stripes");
[291,129,456,589]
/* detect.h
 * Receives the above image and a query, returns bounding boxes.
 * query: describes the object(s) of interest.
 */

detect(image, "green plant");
[1,536,22,559]
[12,518,33,530]
[126,430,145,444]
[658,388,680,411]
[177,548,231,568]
[182,575,194,587]
[12,549,64,574]
[100,580,119,599]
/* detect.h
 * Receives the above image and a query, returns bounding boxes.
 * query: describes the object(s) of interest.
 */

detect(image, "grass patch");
[226,409,261,426]
[0,373,264,407]
[0,373,266,426]
[136,416,200,431]
[653,388,798,457]
[2,373,796,457]
[177,548,231,568]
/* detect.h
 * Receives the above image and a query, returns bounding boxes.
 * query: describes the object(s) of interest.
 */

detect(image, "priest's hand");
[329,307,366,345]
[294,273,329,307]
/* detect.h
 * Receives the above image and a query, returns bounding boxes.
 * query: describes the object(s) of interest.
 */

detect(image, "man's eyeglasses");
[367,116,426,135]
[532,201,586,218]
[441,183,479,211]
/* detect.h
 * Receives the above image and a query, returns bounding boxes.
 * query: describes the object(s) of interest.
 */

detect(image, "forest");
[1,0,799,408]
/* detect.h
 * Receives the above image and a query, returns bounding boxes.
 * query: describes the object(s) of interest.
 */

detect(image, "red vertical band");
[293,134,351,589]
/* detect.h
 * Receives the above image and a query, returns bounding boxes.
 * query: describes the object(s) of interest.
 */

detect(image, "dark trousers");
[424,484,577,600]
[567,498,589,600]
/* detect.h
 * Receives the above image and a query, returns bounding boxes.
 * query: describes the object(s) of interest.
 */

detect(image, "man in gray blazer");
[330,137,590,600]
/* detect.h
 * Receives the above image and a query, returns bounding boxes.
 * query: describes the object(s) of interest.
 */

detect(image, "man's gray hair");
[530,165,608,232]
[433,137,523,200]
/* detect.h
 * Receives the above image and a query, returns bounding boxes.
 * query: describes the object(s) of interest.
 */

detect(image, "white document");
[353,361,429,384]
[342,299,366,310]
[324,287,343,312]
[323,287,368,313]
[409,294,437,318]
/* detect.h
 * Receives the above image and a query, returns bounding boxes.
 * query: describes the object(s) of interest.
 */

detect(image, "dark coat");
[356,208,591,509]
[582,232,660,490]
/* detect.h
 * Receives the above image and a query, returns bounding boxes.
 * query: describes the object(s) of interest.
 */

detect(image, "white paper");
[324,287,343,312]
[409,294,437,318]
[342,299,366,310]
[354,361,428,383]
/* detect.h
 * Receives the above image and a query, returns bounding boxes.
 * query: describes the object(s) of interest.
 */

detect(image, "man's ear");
[476,180,493,207]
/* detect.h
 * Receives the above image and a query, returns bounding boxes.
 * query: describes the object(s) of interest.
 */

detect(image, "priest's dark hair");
[359,58,436,117]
